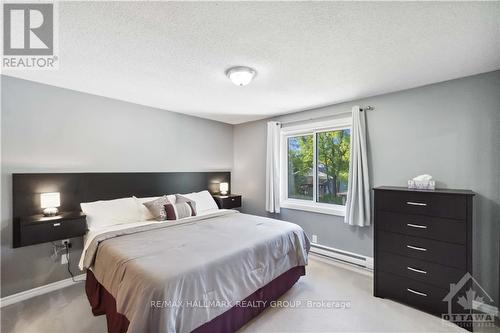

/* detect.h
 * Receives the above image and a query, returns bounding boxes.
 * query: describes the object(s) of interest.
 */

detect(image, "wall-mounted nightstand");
[212,194,242,210]
[13,212,87,248]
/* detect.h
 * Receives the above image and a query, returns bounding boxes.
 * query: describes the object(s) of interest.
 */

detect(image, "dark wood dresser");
[374,186,474,327]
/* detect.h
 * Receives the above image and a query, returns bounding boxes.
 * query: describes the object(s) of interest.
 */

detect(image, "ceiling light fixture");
[226,66,257,86]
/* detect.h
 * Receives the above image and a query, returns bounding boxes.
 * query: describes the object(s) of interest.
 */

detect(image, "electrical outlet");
[61,251,68,265]
[312,234,318,243]
[60,239,70,265]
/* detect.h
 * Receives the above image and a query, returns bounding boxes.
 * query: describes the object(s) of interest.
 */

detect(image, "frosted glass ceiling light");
[226,66,257,86]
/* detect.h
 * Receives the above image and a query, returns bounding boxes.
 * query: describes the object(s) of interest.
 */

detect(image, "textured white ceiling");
[4,2,500,124]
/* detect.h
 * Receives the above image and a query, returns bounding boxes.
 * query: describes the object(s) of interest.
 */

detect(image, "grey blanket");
[83,210,310,333]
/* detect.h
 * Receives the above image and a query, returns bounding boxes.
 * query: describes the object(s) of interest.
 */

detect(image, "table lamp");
[41,192,60,216]
[219,182,229,196]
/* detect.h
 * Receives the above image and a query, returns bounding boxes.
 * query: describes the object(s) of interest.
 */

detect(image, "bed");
[12,172,309,333]
[80,209,310,333]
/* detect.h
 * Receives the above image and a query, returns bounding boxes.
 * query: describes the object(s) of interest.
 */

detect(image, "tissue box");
[408,180,435,190]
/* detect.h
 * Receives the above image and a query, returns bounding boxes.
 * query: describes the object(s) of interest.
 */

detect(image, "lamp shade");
[40,192,60,208]
[219,182,229,195]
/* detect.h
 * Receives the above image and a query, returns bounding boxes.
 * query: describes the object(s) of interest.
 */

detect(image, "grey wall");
[0,75,233,297]
[233,71,500,302]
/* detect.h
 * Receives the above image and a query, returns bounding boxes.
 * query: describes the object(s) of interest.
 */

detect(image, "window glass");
[316,129,351,205]
[287,135,313,200]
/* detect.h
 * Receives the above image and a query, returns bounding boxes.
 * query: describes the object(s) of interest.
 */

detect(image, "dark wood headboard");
[12,172,230,218]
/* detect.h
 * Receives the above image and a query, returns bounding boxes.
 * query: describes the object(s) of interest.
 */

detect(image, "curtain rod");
[279,106,374,126]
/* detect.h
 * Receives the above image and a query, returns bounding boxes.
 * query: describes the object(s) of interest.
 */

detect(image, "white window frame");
[279,117,352,216]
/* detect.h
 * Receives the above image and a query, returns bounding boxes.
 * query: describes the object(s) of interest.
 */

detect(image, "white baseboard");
[310,243,374,269]
[0,274,86,308]
[310,253,373,277]
[309,244,373,277]
[473,300,499,317]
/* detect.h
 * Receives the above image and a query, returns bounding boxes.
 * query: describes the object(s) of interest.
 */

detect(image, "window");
[287,135,313,200]
[316,129,351,205]
[280,118,351,216]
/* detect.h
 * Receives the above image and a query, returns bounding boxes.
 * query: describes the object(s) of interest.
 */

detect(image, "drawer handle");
[407,266,427,274]
[53,223,61,227]
[407,223,427,229]
[406,201,427,207]
[406,245,427,252]
[231,198,235,201]
[406,288,427,297]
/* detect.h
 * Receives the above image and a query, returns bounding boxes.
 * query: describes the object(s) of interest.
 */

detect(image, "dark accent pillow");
[143,196,170,221]
[164,202,196,220]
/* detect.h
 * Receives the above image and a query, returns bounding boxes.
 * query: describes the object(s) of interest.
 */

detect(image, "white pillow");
[179,190,218,215]
[135,195,176,204]
[134,195,176,220]
[81,197,143,230]
[134,196,160,204]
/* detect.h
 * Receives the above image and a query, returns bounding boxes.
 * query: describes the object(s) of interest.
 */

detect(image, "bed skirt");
[85,266,306,333]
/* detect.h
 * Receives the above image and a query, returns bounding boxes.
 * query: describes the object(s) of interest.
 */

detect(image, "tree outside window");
[287,129,350,205]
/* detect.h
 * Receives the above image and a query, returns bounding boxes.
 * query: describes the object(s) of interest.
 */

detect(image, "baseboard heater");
[310,243,373,270]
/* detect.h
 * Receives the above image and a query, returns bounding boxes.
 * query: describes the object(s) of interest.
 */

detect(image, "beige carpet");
[2,257,497,333]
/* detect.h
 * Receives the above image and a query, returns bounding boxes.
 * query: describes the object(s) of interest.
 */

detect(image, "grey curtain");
[344,106,371,226]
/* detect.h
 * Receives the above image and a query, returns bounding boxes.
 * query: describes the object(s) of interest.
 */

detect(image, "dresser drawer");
[376,211,466,244]
[377,271,449,315]
[378,252,465,289]
[20,217,87,247]
[376,190,466,220]
[378,231,466,269]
